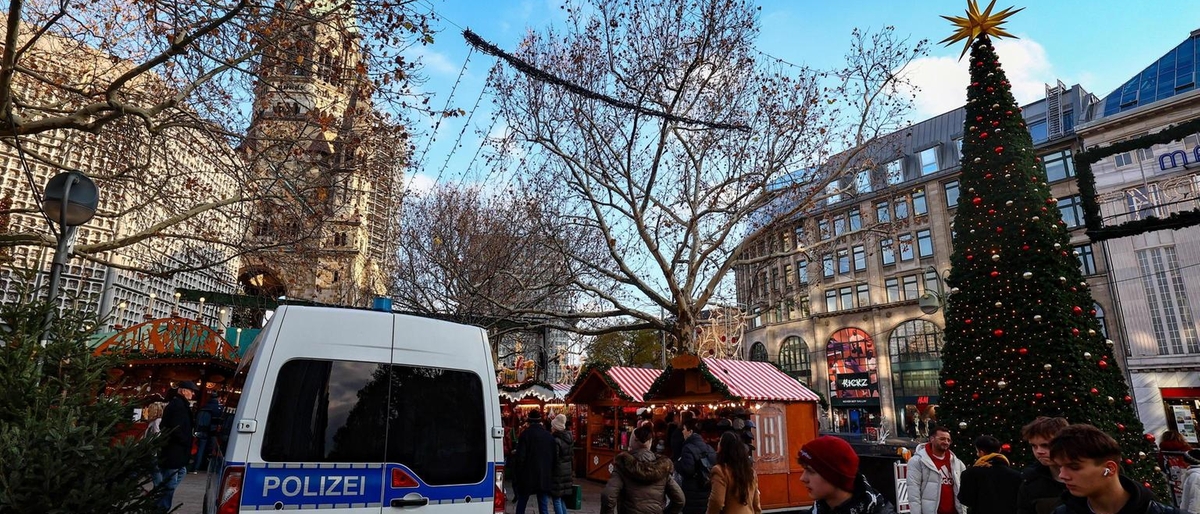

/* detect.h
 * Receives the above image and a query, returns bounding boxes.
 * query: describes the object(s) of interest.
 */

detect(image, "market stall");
[565,364,662,482]
[498,381,575,458]
[643,355,821,510]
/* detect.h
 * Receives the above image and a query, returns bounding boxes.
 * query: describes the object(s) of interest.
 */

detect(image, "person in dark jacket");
[158,381,198,512]
[798,436,896,514]
[957,435,1021,514]
[1050,424,1186,514]
[1017,417,1069,514]
[514,410,556,514]
[549,414,574,514]
[670,411,694,463]
[602,424,685,514]
[676,418,716,514]
[191,396,223,472]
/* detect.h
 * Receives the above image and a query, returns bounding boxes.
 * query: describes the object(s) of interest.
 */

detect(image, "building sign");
[838,372,872,391]
[1157,148,1200,171]
[831,397,880,407]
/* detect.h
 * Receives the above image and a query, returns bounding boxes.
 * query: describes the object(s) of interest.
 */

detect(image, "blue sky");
[402,0,1200,192]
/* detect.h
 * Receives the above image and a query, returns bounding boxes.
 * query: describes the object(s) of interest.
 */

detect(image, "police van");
[205,305,505,514]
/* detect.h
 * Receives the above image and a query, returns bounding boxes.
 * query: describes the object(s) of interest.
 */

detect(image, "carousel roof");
[498,382,572,402]
[92,317,240,364]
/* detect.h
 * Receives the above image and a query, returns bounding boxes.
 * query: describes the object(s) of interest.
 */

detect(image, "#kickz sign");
[837,372,872,390]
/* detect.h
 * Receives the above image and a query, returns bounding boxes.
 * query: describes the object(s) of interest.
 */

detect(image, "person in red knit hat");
[797,436,896,514]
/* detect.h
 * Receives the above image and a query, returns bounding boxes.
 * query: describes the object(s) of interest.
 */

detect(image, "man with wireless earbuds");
[1049,424,1184,514]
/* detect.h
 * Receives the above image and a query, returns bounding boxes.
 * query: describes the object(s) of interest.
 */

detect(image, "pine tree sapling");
[936,1,1167,496]
[0,285,163,513]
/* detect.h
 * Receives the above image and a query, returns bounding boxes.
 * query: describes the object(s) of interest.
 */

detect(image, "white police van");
[205,305,505,514]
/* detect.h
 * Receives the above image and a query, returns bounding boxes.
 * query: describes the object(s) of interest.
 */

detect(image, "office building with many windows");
[1075,29,1200,444]
[734,83,1115,438]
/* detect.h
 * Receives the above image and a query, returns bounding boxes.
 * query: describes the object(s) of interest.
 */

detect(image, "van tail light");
[216,465,245,514]
[493,464,506,513]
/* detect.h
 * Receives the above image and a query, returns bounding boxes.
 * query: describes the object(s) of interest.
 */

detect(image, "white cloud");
[404,172,436,195]
[897,38,1056,120]
[407,46,460,77]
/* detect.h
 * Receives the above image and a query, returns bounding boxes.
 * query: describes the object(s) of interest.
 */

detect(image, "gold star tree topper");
[940,0,1024,59]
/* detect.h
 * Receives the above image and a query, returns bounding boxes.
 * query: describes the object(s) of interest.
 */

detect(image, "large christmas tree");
[936,0,1166,493]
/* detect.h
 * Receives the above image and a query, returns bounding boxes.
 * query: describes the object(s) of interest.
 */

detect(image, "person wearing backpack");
[677,418,716,514]
[190,395,222,472]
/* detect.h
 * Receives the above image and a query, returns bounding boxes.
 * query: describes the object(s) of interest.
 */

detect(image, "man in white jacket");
[906,426,965,514]
[1180,448,1200,514]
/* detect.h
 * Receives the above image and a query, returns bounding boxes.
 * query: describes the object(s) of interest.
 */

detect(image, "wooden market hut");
[499,381,574,456]
[565,364,662,481]
[644,355,821,510]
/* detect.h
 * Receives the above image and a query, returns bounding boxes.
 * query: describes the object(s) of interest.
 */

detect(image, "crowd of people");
[134,381,231,512]
[505,408,1200,514]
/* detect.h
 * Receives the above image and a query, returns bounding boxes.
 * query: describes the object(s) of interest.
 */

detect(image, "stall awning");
[499,382,573,402]
[702,358,820,402]
[607,367,661,402]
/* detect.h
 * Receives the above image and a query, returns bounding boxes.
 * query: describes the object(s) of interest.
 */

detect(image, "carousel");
[92,315,243,407]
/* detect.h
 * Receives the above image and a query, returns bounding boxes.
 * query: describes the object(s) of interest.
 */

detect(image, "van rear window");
[261,359,487,485]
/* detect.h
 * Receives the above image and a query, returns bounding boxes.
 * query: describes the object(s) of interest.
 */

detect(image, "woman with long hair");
[707,431,761,514]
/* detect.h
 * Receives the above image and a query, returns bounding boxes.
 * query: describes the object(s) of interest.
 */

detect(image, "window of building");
[837,249,851,274]
[825,289,837,312]
[898,233,915,261]
[853,245,867,271]
[778,336,811,383]
[1058,195,1084,228]
[784,264,795,290]
[944,180,960,208]
[886,159,904,185]
[794,224,806,247]
[856,284,870,307]
[1094,303,1108,338]
[902,275,919,300]
[856,169,872,194]
[913,188,928,215]
[749,342,768,362]
[770,267,780,294]
[1028,119,1048,142]
[826,181,842,205]
[848,208,863,231]
[833,214,847,237]
[784,299,795,321]
[839,287,854,310]
[924,269,941,294]
[1136,246,1200,355]
[886,278,900,302]
[954,138,963,158]
[889,319,945,364]
[916,229,934,258]
[798,260,808,285]
[894,198,909,220]
[1115,152,1133,167]
[1042,149,1075,183]
[880,238,896,266]
[876,201,890,223]
[823,253,834,278]
[799,297,811,318]
[1075,244,1097,275]
[919,147,940,175]
[818,219,831,240]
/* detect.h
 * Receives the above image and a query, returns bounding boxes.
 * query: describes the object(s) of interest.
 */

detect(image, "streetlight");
[41,171,98,327]
[918,265,954,315]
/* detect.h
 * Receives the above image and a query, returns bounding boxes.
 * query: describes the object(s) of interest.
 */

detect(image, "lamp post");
[918,265,954,315]
[41,171,98,336]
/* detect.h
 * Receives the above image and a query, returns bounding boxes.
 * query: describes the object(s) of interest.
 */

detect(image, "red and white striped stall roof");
[606,366,663,401]
[702,358,820,402]
[551,383,573,399]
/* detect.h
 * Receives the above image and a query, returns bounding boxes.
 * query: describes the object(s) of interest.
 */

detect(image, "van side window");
[262,360,388,462]
[261,359,487,485]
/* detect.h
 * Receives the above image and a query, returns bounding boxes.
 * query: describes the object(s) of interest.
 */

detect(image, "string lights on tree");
[935,0,1167,496]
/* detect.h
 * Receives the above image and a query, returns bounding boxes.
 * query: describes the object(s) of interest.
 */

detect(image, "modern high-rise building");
[0,30,241,328]
[734,83,1113,438]
[1074,29,1200,443]
[237,8,401,311]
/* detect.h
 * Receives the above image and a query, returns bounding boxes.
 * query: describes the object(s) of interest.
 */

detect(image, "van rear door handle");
[391,497,429,508]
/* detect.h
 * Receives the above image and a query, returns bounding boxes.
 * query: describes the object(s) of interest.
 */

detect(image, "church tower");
[238,7,402,315]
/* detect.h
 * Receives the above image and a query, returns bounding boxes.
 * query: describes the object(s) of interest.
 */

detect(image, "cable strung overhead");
[463,29,750,132]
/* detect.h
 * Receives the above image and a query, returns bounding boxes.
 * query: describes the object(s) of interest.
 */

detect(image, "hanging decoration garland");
[1074,116,1200,241]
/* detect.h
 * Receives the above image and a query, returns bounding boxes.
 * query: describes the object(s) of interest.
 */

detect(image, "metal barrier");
[858,454,907,510]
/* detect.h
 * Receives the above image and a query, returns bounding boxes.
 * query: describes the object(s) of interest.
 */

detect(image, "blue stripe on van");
[232,461,498,509]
